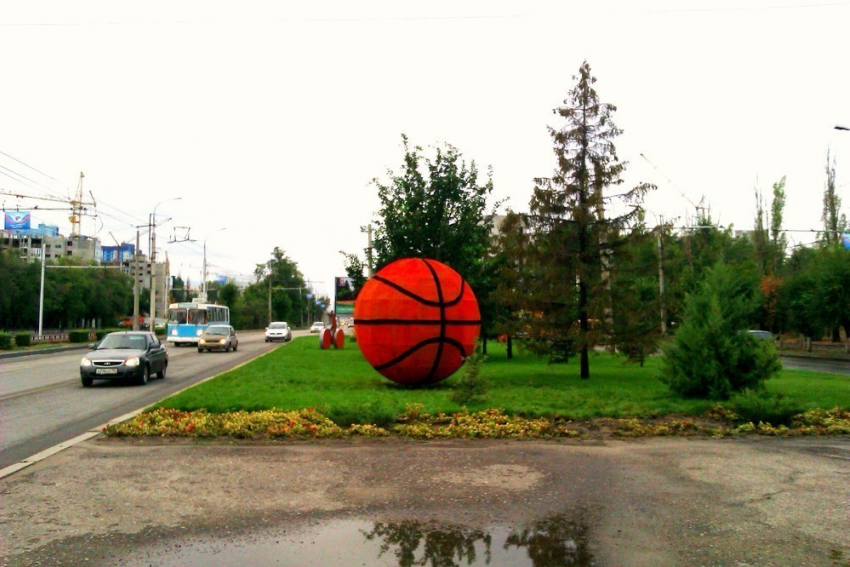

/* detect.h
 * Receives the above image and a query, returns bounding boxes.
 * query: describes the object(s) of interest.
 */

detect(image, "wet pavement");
[1,437,848,566]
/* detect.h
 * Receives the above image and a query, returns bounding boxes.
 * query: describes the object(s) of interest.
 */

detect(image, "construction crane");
[639,153,705,218]
[0,171,96,235]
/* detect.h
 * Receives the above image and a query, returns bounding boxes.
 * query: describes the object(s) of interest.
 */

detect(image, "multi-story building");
[0,232,102,263]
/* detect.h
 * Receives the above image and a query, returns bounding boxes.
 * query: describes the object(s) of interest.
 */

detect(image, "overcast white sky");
[1,0,848,299]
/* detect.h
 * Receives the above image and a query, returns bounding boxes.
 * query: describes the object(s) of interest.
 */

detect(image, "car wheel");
[81,376,93,388]
[138,365,149,386]
[157,362,167,379]
[198,347,203,353]
[233,343,238,352]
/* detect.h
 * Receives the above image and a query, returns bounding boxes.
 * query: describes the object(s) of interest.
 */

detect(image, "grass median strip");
[103,337,850,439]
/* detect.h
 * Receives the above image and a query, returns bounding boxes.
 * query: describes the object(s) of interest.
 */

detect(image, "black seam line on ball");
[374,337,466,371]
[356,319,481,326]
[424,259,446,381]
[372,274,465,307]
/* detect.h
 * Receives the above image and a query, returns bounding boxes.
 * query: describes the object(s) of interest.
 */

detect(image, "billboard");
[334,276,357,315]
[4,211,31,231]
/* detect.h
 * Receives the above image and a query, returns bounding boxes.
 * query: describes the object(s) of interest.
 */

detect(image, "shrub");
[14,333,32,347]
[451,339,488,405]
[660,264,781,400]
[68,330,91,343]
[0,333,11,350]
[730,390,803,426]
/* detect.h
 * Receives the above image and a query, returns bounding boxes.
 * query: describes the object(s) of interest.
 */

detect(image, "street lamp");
[149,197,181,325]
[202,228,227,300]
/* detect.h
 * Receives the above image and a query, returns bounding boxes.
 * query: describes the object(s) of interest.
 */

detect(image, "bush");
[451,339,489,405]
[0,333,11,350]
[68,330,91,343]
[730,390,804,426]
[14,333,32,347]
[661,264,782,400]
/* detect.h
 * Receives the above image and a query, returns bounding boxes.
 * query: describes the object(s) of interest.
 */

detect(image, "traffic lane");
[0,331,276,470]
[781,355,850,375]
[0,339,204,400]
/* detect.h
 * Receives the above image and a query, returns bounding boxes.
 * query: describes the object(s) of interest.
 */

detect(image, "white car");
[265,321,292,342]
[310,321,325,333]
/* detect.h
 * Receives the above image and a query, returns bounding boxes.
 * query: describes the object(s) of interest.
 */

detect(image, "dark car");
[80,331,168,387]
[198,325,239,353]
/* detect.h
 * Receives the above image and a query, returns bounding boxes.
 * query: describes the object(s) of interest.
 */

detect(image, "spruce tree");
[531,61,652,378]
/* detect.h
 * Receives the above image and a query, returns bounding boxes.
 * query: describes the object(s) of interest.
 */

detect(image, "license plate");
[96,368,118,375]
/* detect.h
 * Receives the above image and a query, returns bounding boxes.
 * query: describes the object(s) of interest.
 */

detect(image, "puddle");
[125,516,594,566]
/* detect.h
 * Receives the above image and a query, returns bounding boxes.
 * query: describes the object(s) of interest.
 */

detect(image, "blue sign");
[214,275,227,284]
[4,211,31,230]
[305,293,313,299]
[842,233,850,250]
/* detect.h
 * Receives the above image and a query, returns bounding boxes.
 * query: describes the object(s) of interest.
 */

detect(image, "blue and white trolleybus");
[165,302,230,346]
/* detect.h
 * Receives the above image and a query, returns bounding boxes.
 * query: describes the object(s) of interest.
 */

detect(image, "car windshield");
[98,334,147,350]
[269,323,288,329]
[205,326,229,336]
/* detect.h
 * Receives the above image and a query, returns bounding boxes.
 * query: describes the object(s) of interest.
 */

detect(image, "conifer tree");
[531,61,652,378]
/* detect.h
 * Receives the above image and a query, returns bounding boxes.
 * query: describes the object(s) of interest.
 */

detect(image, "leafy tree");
[609,229,662,366]
[341,252,368,297]
[661,263,781,400]
[770,176,788,272]
[371,134,499,292]
[233,247,306,329]
[530,61,652,378]
[491,211,535,359]
[821,150,846,246]
[217,280,240,308]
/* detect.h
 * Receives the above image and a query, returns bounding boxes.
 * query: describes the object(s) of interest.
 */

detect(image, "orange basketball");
[354,258,480,385]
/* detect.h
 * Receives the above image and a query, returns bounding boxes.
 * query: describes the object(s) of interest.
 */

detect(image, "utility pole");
[133,230,140,331]
[149,213,156,326]
[38,242,45,336]
[657,226,667,335]
[267,260,273,324]
[361,224,374,276]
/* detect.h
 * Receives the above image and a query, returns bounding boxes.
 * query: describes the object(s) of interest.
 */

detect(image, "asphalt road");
[780,354,850,375]
[1,437,847,566]
[0,330,308,470]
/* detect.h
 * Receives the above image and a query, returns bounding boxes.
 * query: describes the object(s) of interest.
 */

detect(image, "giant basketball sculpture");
[354,258,481,386]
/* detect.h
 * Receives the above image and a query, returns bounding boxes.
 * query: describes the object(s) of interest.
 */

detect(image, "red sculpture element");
[354,258,480,385]
[319,311,345,350]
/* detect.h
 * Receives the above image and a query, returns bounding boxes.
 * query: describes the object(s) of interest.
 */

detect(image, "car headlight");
[219,338,226,345]
[196,329,203,336]
[81,357,92,367]
[199,339,206,345]
[125,356,140,367]
[170,329,177,336]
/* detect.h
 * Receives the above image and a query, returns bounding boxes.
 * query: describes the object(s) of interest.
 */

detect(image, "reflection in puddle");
[129,516,593,566]
[364,516,593,566]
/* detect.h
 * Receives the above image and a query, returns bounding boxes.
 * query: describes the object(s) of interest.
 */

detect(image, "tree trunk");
[482,334,488,355]
[507,336,513,360]
[579,278,590,379]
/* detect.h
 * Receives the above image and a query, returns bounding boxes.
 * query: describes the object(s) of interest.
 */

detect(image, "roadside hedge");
[96,328,123,340]
[68,330,91,343]
[0,333,11,350]
[14,333,32,347]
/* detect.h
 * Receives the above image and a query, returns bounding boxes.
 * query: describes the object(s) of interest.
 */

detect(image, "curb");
[0,345,89,359]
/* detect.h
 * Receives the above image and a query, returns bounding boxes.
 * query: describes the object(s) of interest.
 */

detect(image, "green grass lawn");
[153,336,849,426]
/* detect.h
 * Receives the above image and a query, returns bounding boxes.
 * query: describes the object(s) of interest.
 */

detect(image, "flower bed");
[103,405,850,440]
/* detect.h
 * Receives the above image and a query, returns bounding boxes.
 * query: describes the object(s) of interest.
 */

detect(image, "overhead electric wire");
[0,151,70,199]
